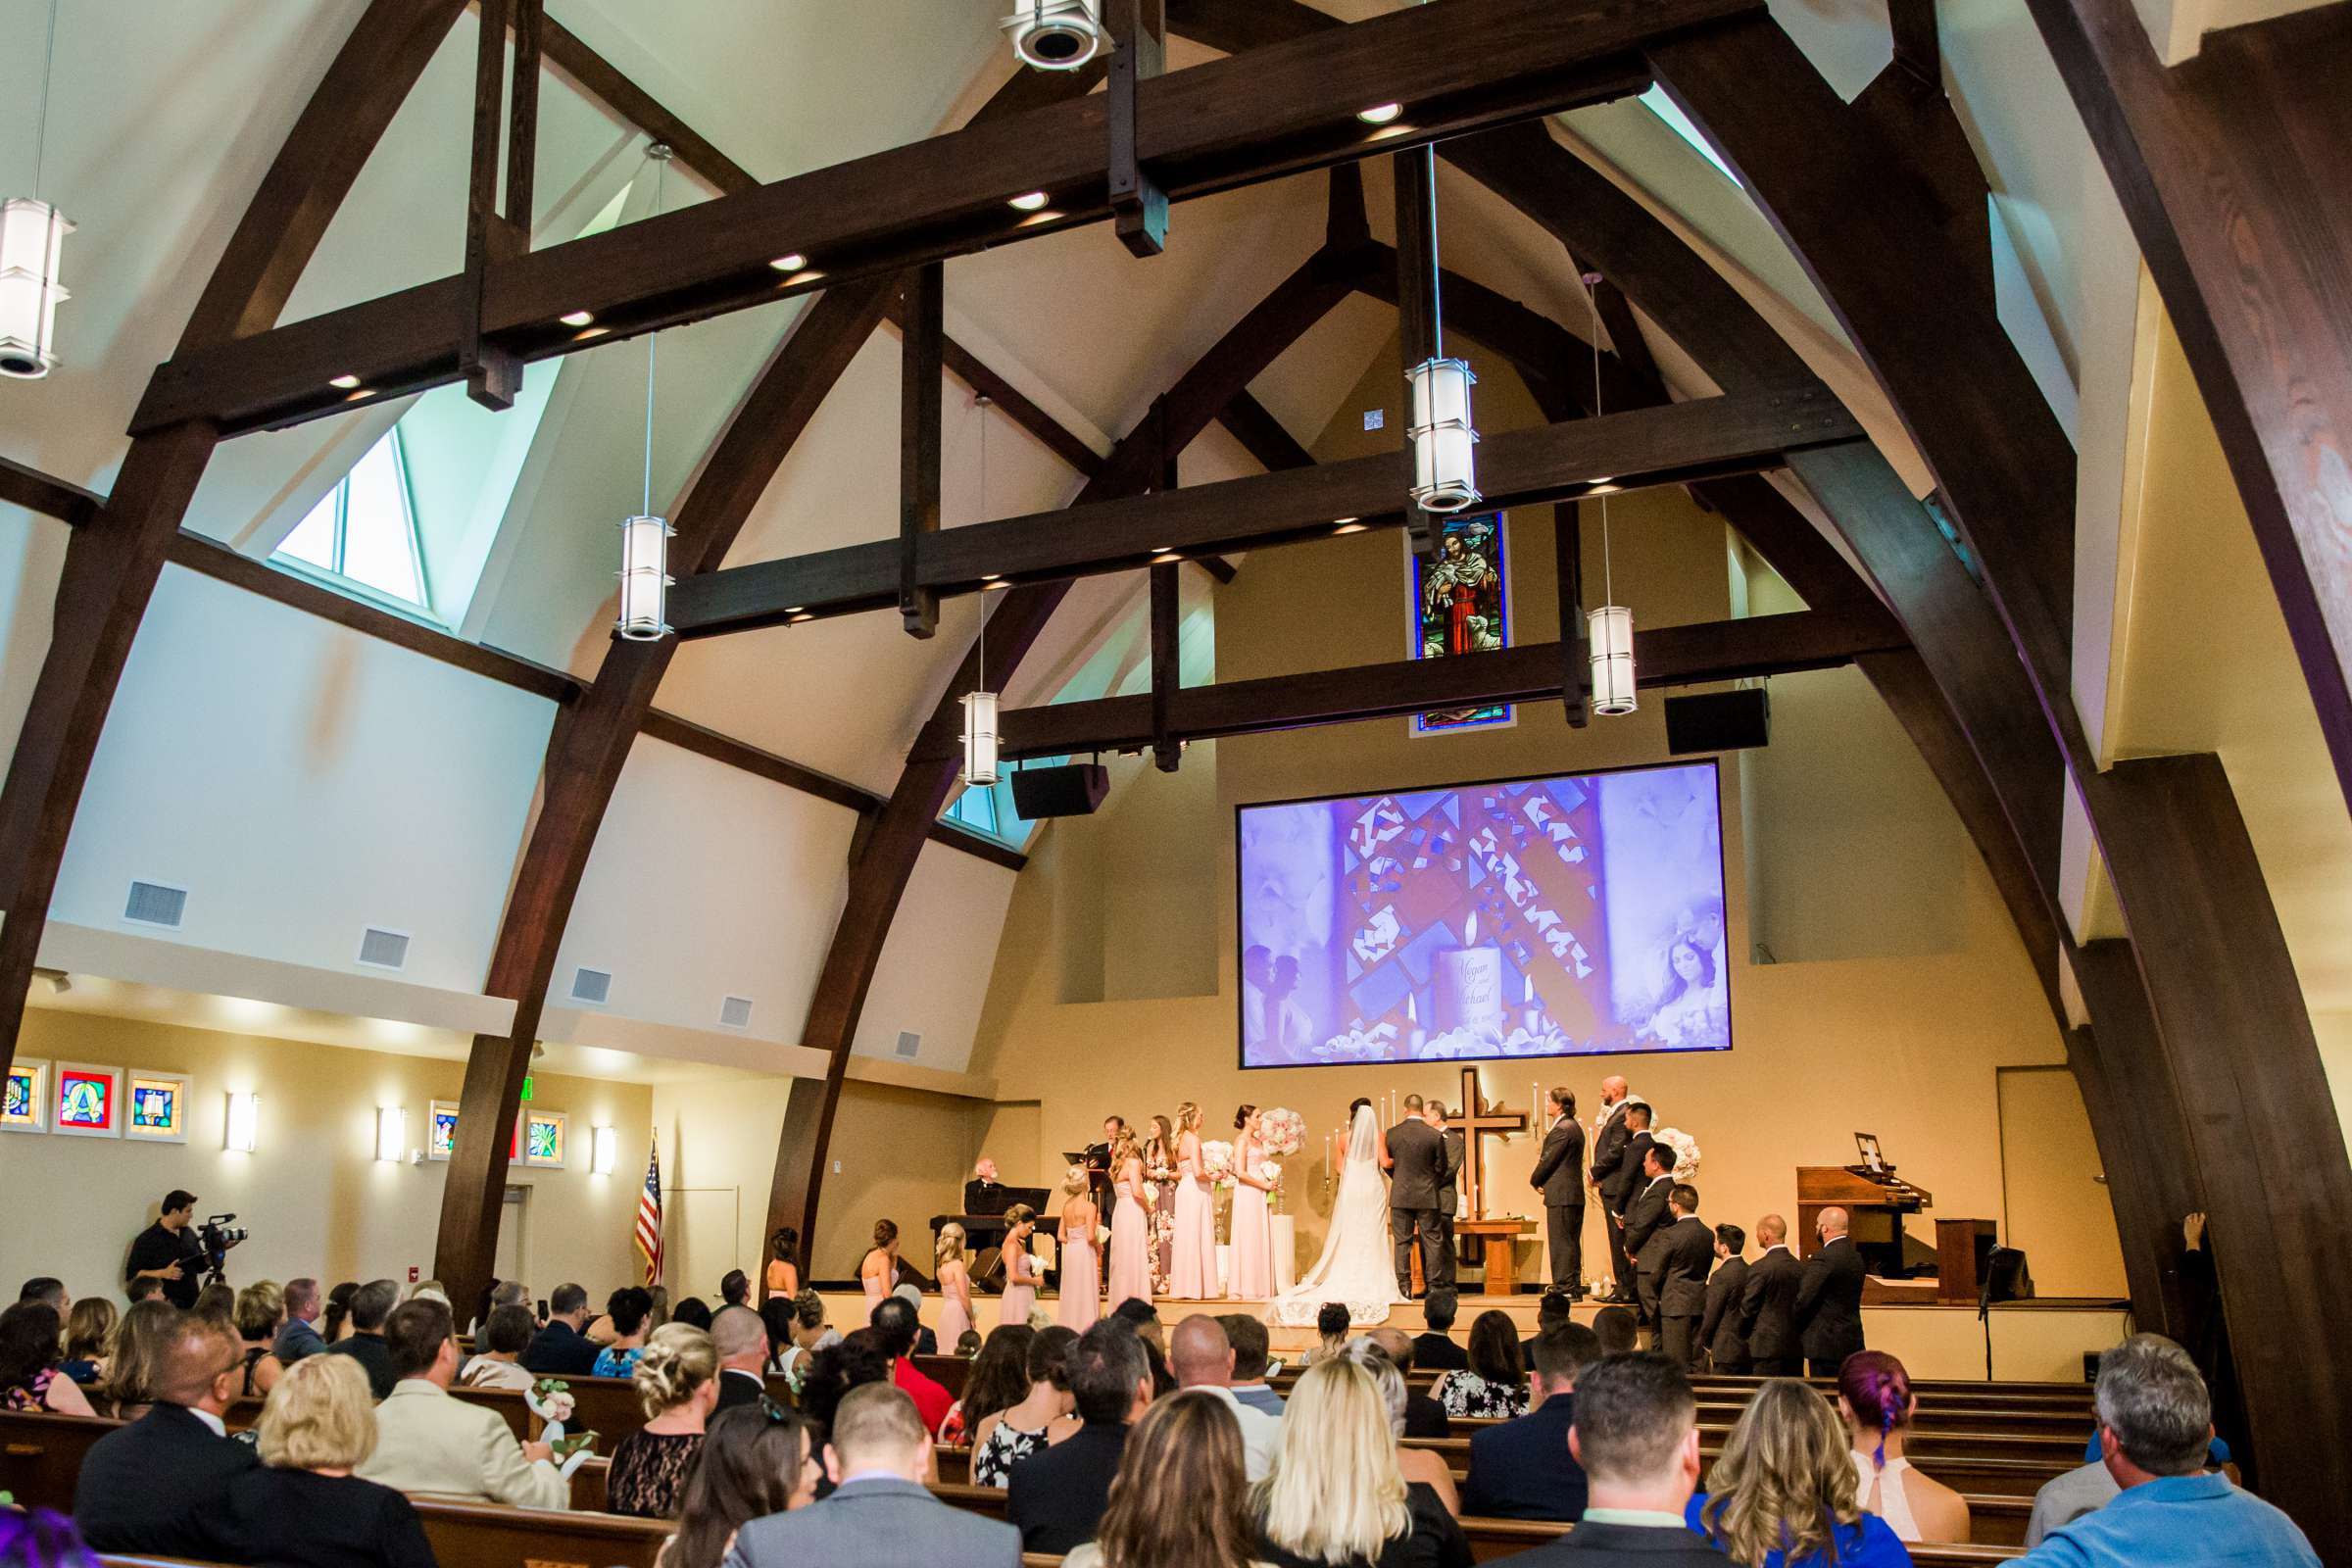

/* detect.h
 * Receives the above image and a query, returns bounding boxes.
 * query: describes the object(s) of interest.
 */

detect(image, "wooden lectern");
[1795,1166,1930,1271]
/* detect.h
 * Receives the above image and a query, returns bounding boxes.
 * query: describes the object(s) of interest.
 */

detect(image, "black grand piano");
[932,1181,1058,1292]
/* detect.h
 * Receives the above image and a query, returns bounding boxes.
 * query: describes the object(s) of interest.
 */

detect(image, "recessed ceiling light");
[789,612,813,623]
[1587,481,1624,496]
[1356,103,1403,125]
[983,576,1008,590]
[1008,191,1050,213]
[766,253,808,272]
[784,606,805,614]
[573,325,609,340]
[779,269,826,286]
[559,310,595,327]
[1333,520,1367,535]
[328,373,360,390]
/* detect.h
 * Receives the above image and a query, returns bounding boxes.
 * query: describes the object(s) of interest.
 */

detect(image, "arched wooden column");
[0,0,470,1084]
[1649,16,2352,1529]
[764,235,1378,1275]
[2025,0,2352,816]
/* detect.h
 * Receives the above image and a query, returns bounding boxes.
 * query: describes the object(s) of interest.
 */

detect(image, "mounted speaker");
[1010,762,1109,818]
[1664,689,1771,756]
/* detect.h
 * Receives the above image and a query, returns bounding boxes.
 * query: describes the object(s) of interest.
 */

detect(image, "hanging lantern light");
[616,514,674,641]
[962,689,1001,787]
[1407,355,1480,513]
[1003,0,1103,71]
[3,1,72,380]
[1589,604,1637,716]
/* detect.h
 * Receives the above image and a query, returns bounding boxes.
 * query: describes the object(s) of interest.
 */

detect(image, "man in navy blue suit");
[1462,1322,1600,1521]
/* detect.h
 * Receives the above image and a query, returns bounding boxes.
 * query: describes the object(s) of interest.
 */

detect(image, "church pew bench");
[0,1408,111,1509]
[415,1497,670,1568]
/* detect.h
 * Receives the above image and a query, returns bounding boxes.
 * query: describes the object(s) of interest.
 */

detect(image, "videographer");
[126,1190,235,1309]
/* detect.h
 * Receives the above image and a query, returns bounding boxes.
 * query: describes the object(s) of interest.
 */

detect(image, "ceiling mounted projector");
[1004,0,1103,71]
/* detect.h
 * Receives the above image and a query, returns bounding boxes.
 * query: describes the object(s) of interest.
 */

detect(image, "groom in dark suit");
[1382,1096,1446,1298]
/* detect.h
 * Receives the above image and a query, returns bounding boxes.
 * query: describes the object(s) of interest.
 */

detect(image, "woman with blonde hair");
[1068,1389,1270,1568]
[936,1222,976,1348]
[1254,1359,1468,1568]
[58,1297,114,1386]
[998,1204,1042,1330]
[214,1353,435,1568]
[1170,1102,1216,1298]
[1059,1166,1102,1331]
[233,1280,287,1396]
[609,1323,720,1519]
[100,1297,180,1420]
[1686,1378,1909,1566]
[1341,1340,1459,1516]
[1105,1133,1152,1310]
[1839,1349,1970,1543]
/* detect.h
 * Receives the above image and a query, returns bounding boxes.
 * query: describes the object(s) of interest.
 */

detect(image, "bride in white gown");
[1269,1102,1404,1327]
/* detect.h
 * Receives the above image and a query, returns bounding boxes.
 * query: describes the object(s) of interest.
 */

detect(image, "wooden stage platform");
[811,1288,2127,1383]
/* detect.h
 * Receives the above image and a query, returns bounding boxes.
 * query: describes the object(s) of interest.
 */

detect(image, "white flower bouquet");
[1257,1106,1306,1156]
[1258,1158,1286,1214]
[1096,1224,1111,1247]
[1200,1138,1236,1191]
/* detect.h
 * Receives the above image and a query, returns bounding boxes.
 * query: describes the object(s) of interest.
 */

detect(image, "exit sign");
[520,1077,533,1102]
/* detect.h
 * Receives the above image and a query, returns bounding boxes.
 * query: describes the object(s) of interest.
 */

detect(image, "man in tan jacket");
[357,1298,567,1510]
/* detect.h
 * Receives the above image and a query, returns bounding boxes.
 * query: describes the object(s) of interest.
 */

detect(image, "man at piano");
[966,1158,1005,1215]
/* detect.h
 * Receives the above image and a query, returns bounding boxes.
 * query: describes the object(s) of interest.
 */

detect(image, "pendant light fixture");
[1583,271,1636,714]
[1003,0,1104,72]
[962,395,1001,787]
[1,0,74,379]
[616,146,676,642]
[1404,141,1478,514]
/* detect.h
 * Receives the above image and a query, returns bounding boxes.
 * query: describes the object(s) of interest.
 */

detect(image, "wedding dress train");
[1268,1103,1403,1327]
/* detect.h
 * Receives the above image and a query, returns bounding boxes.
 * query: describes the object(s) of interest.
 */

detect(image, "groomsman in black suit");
[1529,1088,1587,1298]
[1587,1079,1642,1300]
[1740,1213,1804,1375]
[1381,1096,1446,1298]
[1639,1184,1714,1368]
[1607,1105,1658,1301]
[1795,1205,1869,1375]
[1618,1142,1676,1327]
[1698,1223,1751,1374]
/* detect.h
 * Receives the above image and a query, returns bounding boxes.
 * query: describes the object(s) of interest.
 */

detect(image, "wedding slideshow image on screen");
[1236,760,1731,1067]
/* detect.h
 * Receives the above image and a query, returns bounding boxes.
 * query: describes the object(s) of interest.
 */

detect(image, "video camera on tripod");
[196,1213,249,1285]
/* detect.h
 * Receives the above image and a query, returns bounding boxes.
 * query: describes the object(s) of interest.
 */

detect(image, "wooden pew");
[414,1498,670,1568]
[0,1408,111,1510]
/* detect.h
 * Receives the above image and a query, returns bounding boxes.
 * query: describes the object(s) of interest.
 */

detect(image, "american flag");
[634,1131,663,1287]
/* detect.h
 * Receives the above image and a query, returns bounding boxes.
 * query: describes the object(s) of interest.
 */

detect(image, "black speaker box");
[1010,762,1110,818]
[1664,688,1771,755]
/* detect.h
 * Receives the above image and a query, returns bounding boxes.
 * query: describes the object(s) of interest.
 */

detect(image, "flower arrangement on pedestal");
[1652,1126,1702,1181]
[1257,1107,1303,1214]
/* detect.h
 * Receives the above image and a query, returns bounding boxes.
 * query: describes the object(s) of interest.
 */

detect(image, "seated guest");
[719,1269,753,1310]
[1067,1390,1262,1568]
[672,1297,714,1332]
[59,1298,114,1386]
[1218,1313,1286,1416]
[1006,1320,1152,1553]
[233,1281,287,1397]
[125,1277,164,1305]
[320,1282,359,1344]
[1170,1313,1282,1481]
[1839,1349,1970,1543]
[1303,1301,1351,1367]
[941,1323,1033,1446]
[973,1325,1079,1488]
[772,1288,838,1381]
[891,1282,940,1355]
[1344,1340,1460,1516]
[1592,1305,1641,1357]
[1699,1225,1751,1375]
[1254,1358,1471,1568]
[592,1286,657,1377]
[2015,1335,2319,1566]
[357,1299,564,1509]
[870,1294,953,1436]
[709,1305,770,1413]
[797,1333,892,1435]
[1502,1353,1727,1567]
[324,1279,400,1399]
[662,1402,821,1568]
[274,1279,327,1366]
[17,1278,67,1312]
[723,1383,1018,1568]
[459,1303,537,1390]
[522,1282,601,1375]
[1414,1290,1469,1372]
[1521,1290,1575,1368]
[1687,1377,1906,1566]
[212,1353,437,1568]
[1462,1323,1599,1522]
[609,1323,720,1520]
[0,1302,94,1414]
[467,1278,527,1339]
[1110,1296,1165,1356]
[1436,1309,1530,1420]
[1364,1327,1447,1439]
[192,1282,236,1329]
[98,1297,179,1420]
[74,1317,256,1555]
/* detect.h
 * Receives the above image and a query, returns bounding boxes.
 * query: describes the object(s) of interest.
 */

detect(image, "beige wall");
[1,1009,649,1303]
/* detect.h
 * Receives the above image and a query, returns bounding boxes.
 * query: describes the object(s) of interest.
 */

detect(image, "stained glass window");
[1408,514,1511,735]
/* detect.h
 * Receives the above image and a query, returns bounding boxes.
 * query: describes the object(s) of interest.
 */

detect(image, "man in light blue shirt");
[2017,1335,2317,1568]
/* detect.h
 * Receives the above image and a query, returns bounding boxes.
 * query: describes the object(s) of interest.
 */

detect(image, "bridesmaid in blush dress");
[859,1219,900,1304]
[1104,1134,1151,1309]
[1057,1170,1102,1331]
[1170,1102,1217,1298]
[997,1205,1041,1330]
[1225,1104,1275,1300]
[935,1223,975,1348]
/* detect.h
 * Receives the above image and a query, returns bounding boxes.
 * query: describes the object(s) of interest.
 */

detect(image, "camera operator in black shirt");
[125,1189,233,1309]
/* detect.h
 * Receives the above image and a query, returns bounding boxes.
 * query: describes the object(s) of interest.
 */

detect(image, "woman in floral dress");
[1145,1114,1179,1296]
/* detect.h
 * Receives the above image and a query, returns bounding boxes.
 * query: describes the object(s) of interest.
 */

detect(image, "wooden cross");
[1454,1065,1530,1220]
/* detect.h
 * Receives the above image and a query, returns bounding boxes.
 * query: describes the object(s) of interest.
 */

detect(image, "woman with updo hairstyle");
[1059,1164,1102,1332]
[935,1222,976,1348]
[321,1281,359,1344]
[997,1203,1042,1330]
[1838,1349,1970,1543]
[1302,1301,1351,1369]
[1227,1103,1275,1300]
[608,1323,719,1519]
[659,1402,821,1568]
[1687,1378,1908,1566]
[859,1218,901,1302]
[233,1281,287,1396]
[1066,1389,1263,1568]
[764,1226,801,1301]
[1170,1102,1215,1297]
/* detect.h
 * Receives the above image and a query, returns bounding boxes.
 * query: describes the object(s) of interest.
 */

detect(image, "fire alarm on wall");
[407,1266,419,1284]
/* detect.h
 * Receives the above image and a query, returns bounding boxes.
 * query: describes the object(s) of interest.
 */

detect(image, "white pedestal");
[1271,1214,1298,1294]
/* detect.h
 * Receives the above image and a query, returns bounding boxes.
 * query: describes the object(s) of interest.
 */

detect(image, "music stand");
[1854,1132,1886,1173]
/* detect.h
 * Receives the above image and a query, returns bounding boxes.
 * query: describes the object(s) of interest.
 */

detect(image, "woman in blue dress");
[1686,1378,1912,1567]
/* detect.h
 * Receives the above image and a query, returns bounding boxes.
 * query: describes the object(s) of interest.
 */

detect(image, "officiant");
[1083,1115,1125,1208]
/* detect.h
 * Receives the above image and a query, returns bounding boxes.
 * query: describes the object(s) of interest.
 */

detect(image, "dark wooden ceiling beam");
[1215,389,1312,473]
[0,457,104,528]
[128,0,1742,437]
[910,606,1901,762]
[2024,0,2352,813]
[899,262,945,639]
[673,386,1861,636]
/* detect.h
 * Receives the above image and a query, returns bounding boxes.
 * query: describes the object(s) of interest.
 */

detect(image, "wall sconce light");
[376,1105,406,1163]
[592,1125,619,1177]
[225,1093,259,1153]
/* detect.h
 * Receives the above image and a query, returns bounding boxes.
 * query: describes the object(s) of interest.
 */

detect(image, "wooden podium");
[1795,1166,1931,1274]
